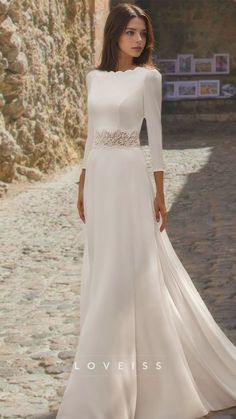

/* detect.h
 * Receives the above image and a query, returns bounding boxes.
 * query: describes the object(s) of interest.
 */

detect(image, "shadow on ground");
[162,120,236,343]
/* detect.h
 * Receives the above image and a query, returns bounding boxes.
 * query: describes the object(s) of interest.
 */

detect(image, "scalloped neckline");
[98,66,144,74]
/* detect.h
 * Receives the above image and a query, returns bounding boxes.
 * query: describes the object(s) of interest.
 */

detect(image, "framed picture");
[194,58,213,74]
[213,53,230,74]
[156,59,177,74]
[198,80,220,97]
[176,81,198,98]
[220,83,236,98]
[163,82,177,100]
[177,54,194,74]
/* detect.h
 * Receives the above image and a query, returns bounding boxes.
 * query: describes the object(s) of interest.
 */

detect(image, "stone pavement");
[0,121,235,418]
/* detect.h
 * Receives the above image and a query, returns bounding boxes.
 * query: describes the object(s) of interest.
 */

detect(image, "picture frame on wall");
[194,58,213,74]
[163,82,177,99]
[155,59,177,74]
[198,80,220,97]
[176,81,198,98]
[177,54,194,74]
[213,53,230,74]
[220,83,236,98]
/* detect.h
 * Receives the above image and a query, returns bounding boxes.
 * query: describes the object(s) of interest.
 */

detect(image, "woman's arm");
[77,171,85,223]
[77,70,95,223]
[143,69,167,232]
[81,71,95,170]
[153,171,167,232]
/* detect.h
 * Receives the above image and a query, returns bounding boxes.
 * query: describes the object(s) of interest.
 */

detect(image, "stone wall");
[0,0,93,184]
[93,0,110,64]
[150,0,236,70]
[146,0,236,120]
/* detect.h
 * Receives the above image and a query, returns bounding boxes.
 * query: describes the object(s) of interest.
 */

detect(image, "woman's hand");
[77,171,86,223]
[153,171,166,232]
[154,195,167,232]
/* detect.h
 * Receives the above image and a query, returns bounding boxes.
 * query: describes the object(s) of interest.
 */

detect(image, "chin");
[131,51,142,56]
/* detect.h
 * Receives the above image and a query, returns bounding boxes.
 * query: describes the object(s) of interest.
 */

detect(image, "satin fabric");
[56,146,236,419]
[56,67,236,419]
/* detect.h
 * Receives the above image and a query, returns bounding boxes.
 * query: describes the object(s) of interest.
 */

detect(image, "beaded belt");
[93,129,140,148]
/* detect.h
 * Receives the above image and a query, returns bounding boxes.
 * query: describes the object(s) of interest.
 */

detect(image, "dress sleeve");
[143,69,165,172]
[81,71,94,169]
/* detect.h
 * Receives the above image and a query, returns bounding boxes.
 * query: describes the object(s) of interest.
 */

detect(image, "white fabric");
[82,67,165,172]
[56,67,236,419]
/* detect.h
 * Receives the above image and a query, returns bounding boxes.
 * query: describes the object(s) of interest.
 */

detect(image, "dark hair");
[95,3,159,72]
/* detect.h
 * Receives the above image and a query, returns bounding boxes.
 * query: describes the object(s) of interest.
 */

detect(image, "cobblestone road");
[0,121,235,418]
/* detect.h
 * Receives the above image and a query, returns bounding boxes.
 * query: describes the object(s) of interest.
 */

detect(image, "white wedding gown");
[56,66,236,419]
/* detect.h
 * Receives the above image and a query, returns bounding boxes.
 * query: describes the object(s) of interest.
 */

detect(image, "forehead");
[125,16,146,30]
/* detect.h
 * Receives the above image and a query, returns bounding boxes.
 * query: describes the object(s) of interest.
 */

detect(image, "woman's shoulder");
[142,66,162,93]
[85,67,97,79]
[142,65,162,78]
[84,68,98,91]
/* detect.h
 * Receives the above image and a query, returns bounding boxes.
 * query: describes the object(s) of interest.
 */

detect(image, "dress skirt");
[56,144,236,419]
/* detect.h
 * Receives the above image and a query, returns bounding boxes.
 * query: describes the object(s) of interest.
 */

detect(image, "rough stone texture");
[0,121,236,417]
[0,0,93,183]
[92,0,110,64]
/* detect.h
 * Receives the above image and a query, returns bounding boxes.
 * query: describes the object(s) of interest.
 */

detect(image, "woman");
[56,3,236,419]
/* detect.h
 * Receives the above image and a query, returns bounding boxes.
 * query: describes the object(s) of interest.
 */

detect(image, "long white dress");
[56,66,236,419]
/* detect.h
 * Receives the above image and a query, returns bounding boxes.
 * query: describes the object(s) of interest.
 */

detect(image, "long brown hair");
[95,3,159,72]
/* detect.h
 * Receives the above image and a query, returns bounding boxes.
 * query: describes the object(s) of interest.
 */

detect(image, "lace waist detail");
[93,129,140,148]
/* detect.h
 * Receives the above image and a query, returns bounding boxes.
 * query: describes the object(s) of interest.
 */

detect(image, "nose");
[135,32,143,43]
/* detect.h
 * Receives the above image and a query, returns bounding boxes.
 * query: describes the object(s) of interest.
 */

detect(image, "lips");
[132,47,142,50]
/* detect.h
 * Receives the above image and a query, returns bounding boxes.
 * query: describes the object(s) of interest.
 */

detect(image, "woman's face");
[118,17,147,59]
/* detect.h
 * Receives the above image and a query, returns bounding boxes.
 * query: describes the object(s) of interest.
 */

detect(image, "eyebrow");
[126,27,147,31]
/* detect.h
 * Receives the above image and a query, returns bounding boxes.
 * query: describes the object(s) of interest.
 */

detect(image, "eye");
[126,30,147,38]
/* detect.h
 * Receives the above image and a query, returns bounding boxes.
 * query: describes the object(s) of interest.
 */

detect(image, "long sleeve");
[143,69,165,172]
[81,71,94,169]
